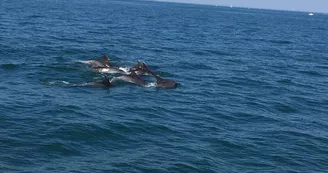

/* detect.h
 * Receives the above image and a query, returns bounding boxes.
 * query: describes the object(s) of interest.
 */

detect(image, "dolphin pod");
[86,53,177,89]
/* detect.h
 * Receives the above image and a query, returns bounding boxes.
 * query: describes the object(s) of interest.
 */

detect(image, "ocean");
[1,0,328,172]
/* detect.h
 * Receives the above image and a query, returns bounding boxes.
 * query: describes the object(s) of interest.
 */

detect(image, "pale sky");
[154,0,328,13]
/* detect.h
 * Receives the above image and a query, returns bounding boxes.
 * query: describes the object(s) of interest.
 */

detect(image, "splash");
[45,80,71,86]
[110,77,120,83]
[119,67,130,74]
[75,60,91,64]
[96,68,122,74]
[144,82,157,88]
[73,82,90,87]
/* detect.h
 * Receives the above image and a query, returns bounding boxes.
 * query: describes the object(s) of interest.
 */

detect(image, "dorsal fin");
[135,60,143,69]
[102,76,110,87]
[102,53,110,67]
[142,61,149,70]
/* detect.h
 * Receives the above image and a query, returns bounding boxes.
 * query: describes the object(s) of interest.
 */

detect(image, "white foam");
[79,83,89,86]
[75,60,91,64]
[98,68,112,73]
[119,67,130,74]
[110,77,120,83]
[48,81,56,85]
[48,80,70,85]
[96,68,123,74]
[144,82,157,88]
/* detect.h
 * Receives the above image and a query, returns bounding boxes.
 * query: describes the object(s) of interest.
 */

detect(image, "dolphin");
[115,70,146,86]
[131,60,177,88]
[88,76,111,88]
[146,69,177,89]
[88,53,127,74]
[130,60,152,76]
[86,53,111,68]
[153,75,177,88]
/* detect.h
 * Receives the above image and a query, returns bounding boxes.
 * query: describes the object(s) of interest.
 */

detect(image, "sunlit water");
[1,0,328,172]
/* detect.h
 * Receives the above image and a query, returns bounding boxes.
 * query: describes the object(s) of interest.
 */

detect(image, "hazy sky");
[155,0,328,13]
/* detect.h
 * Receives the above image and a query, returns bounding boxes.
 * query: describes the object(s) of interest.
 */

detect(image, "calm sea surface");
[1,0,328,172]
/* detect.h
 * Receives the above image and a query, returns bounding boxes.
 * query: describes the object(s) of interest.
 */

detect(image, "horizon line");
[149,0,328,14]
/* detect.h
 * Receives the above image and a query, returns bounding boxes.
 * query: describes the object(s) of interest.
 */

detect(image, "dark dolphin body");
[153,75,177,89]
[88,53,110,68]
[131,60,177,88]
[116,70,146,86]
[145,68,177,89]
[89,76,111,88]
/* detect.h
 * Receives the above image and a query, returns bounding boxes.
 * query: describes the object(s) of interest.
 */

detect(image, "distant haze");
[153,0,328,13]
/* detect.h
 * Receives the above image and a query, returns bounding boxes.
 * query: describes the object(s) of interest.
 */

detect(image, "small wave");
[316,27,326,31]
[177,61,215,70]
[192,51,208,56]
[28,14,44,18]
[277,79,293,84]
[1,64,20,70]
[315,65,328,70]
[298,70,323,77]
[273,102,299,113]
[206,49,235,56]
[46,65,78,72]
[38,141,81,156]
[251,38,293,45]
[43,80,71,86]
[55,123,126,142]
[268,40,293,44]
[0,86,7,90]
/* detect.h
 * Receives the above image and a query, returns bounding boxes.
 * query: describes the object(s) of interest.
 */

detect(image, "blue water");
[1,0,328,172]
